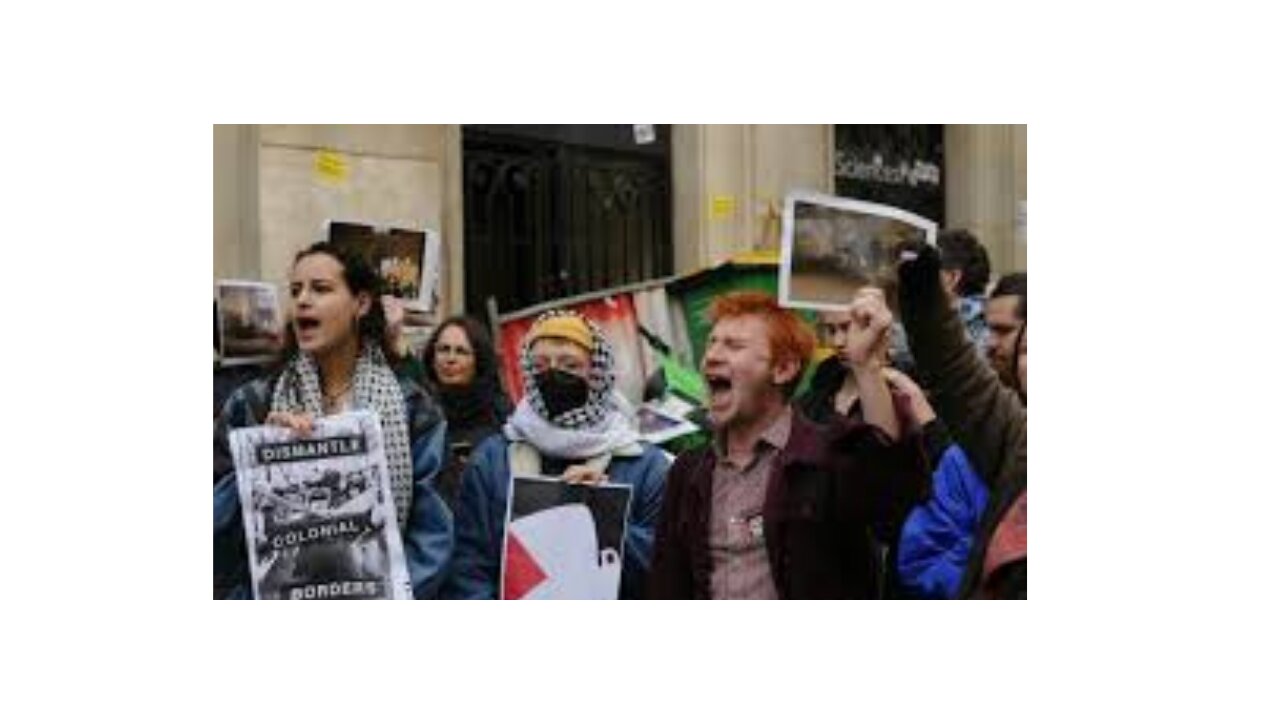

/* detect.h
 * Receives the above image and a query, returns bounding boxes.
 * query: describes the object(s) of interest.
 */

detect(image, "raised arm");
[840,289,901,441]
[896,245,1026,494]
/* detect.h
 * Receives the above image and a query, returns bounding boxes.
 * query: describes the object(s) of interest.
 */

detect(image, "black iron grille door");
[463,126,672,316]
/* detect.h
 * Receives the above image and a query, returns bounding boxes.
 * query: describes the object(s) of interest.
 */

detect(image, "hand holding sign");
[230,411,413,599]
[265,411,315,437]
[562,465,607,486]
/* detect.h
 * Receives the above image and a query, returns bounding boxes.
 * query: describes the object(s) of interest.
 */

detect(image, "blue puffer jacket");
[213,372,454,599]
[440,434,669,600]
[896,422,989,599]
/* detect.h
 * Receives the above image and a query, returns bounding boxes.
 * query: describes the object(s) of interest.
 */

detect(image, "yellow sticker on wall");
[314,150,349,185]
[711,195,735,220]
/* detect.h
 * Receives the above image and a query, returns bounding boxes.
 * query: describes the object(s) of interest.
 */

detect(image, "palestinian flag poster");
[501,476,633,600]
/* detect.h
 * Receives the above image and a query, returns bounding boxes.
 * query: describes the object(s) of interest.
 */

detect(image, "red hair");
[708,291,816,394]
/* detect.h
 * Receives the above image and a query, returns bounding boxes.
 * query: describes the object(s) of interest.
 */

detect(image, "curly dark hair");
[938,229,992,297]
[279,242,395,362]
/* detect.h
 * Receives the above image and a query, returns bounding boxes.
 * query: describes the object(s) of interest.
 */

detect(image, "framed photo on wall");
[216,280,282,366]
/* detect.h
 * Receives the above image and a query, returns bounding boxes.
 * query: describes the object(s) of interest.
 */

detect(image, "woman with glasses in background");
[422,316,513,511]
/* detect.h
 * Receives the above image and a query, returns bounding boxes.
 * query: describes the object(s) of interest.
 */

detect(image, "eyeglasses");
[434,344,473,358]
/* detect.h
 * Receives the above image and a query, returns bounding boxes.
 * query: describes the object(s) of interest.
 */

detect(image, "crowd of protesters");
[214,228,1026,600]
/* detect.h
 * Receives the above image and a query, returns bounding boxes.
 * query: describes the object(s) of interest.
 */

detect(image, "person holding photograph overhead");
[213,242,453,599]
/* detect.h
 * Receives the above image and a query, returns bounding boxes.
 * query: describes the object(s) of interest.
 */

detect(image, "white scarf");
[504,390,642,461]
[270,344,414,530]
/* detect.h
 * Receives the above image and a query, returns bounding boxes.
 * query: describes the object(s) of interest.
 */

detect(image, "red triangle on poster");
[503,531,549,599]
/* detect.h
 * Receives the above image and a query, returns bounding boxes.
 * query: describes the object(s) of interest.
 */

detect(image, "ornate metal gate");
[463,126,672,316]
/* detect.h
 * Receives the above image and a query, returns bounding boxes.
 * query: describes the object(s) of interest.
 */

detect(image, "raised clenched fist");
[840,288,893,370]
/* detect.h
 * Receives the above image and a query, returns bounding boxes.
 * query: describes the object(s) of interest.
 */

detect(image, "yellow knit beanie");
[526,313,593,351]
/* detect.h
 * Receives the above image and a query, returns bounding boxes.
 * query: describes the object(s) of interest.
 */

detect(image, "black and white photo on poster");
[229,411,412,600]
[779,190,937,312]
[501,476,633,600]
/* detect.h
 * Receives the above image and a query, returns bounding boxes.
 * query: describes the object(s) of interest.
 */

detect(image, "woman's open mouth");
[296,317,321,336]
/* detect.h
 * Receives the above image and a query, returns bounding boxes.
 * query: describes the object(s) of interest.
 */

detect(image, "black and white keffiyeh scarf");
[270,343,414,529]
[504,310,640,460]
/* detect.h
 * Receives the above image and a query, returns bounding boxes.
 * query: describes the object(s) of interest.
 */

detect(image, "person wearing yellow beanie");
[440,309,671,600]
[524,313,593,353]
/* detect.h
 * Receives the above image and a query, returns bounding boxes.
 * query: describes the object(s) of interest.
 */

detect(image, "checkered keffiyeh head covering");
[519,310,616,429]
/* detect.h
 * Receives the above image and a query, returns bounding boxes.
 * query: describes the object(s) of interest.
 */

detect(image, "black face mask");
[535,369,590,418]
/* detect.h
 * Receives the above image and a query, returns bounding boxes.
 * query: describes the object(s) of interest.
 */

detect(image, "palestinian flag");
[501,476,632,600]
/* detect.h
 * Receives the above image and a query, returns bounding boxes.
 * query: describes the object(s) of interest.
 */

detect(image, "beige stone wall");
[671,124,833,273]
[213,124,464,313]
[258,125,447,159]
[746,124,833,250]
[212,124,258,282]
[1014,124,1027,271]
[256,145,441,287]
[945,124,1027,277]
[670,125,707,274]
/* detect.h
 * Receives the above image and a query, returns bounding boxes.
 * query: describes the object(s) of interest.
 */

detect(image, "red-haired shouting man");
[648,291,928,599]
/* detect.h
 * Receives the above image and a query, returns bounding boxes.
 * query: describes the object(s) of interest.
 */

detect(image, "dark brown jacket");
[647,411,928,599]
